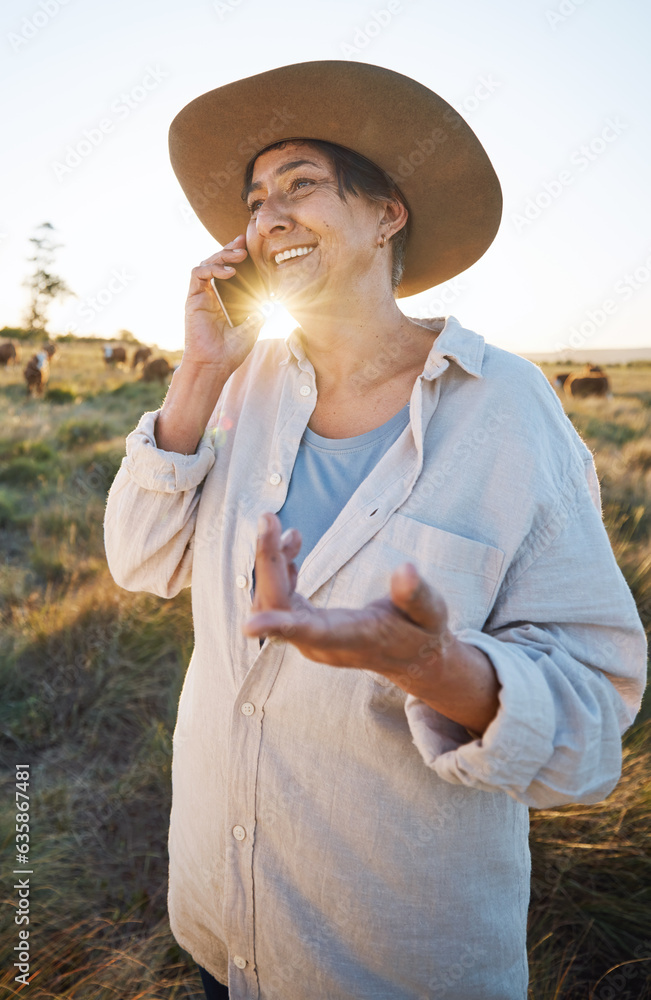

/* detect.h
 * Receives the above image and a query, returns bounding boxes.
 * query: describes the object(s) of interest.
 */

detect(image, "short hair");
[242,138,409,291]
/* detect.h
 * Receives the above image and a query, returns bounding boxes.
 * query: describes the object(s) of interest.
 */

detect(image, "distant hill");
[523,347,651,365]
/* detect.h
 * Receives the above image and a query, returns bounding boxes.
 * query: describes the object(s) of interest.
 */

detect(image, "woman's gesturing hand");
[245,513,500,735]
[184,234,264,378]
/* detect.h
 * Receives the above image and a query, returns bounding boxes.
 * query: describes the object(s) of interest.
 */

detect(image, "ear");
[379,197,409,240]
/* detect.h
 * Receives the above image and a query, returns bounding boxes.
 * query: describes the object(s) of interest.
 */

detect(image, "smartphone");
[211,252,268,328]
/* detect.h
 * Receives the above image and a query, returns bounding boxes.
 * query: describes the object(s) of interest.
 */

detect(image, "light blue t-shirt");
[278,405,410,570]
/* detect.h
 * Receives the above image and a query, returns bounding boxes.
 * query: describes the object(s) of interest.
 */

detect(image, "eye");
[248,198,263,215]
[290,177,314,193]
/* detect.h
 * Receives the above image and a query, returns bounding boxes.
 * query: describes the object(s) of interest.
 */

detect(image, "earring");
[378,234,387,248]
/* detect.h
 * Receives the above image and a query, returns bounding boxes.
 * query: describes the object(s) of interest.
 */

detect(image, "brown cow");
[564,367,610,399]
[141,357,172,382]
[103,345,127,365]
[554,372,570,391]
[131,346,152,368]
[24,351,50,396]
[0,342,19,366]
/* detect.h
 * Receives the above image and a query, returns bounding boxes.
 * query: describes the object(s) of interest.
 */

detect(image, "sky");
[1,0,650,355]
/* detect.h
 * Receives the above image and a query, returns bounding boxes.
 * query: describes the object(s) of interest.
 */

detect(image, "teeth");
[274,246,315,265]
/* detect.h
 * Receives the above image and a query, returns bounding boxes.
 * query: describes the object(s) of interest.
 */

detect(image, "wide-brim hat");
[168,60,502,297]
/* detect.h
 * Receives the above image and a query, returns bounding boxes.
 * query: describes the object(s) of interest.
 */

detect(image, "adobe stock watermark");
[212,0,245,17]
[51,65,169,181]
[75,267,135,324]
[384,74,501,183]
[8,0,73,52]
[546,0,591,30]
[339,1,404,58]
[386,114,461,183]
[553,248,651,353]
[184,106,297,213]
[511,116,627,233]
[452,74,501,117]
[418,405,513,494]
[407,277,465,320]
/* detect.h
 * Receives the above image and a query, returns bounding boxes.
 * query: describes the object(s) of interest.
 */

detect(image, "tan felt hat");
[169,60,502,297]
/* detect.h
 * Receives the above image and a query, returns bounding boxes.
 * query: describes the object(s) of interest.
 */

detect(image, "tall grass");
[0,346,649,998]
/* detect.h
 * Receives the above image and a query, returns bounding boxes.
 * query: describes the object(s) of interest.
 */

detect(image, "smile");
[274,246,315,265]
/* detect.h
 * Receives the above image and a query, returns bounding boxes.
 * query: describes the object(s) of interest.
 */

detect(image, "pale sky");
[1,0,649,354]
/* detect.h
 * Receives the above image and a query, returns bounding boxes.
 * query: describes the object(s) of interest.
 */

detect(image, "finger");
[188,262,241,296]
[280,527,302,563]
[244,604,367,648]
[243,607,318,641]
[200,249,247,268]
[389,563,449,632]
[252,512,292,612]
[199,235,248,265]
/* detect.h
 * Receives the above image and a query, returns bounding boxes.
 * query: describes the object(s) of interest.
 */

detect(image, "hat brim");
[168,61,502,297]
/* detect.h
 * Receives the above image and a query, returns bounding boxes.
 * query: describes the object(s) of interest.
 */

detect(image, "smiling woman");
[104,60,646,1000]
[241,138,409,289]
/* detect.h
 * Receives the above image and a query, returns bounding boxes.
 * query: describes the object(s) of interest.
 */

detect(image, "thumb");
[390,563,449,632]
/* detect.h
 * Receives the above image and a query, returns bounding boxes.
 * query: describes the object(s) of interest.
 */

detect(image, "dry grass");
[0,346,649,998]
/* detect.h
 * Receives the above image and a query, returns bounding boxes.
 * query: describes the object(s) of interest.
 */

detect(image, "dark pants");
[199,965,230,999]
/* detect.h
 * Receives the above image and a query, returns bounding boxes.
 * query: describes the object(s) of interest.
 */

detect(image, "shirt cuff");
[404,628,556,797]
[122,409,216,494]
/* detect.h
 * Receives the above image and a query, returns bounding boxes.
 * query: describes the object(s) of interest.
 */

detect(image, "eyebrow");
[243,159,322,200]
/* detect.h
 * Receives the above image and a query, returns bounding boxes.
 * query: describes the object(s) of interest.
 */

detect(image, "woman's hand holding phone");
[184,234,264,379]
[155,236,263,455]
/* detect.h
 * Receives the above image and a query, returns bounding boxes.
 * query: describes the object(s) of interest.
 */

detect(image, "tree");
[23,222,74,335]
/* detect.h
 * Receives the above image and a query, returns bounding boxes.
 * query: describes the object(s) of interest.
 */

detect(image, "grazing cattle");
[564,367,611,399]
[0,342,19,366]
[43,342,57,360]
[131,346,152,368]
[554,372,570,391]
[103,345,127,365]
[141,357,172,382]
[24,351,50,396]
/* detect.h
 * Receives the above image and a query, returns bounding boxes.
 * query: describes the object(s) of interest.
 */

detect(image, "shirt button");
[235,575,248,589]
[232,825,246,841]
[269,472,282,485]
[299,384,311,396]
[240,702,255,716]
[233,956,247,970]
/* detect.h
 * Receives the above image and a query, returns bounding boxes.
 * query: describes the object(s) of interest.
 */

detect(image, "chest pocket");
[330,512,505,633]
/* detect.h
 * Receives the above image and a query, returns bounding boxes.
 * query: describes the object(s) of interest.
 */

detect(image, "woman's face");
[244,142,388,308]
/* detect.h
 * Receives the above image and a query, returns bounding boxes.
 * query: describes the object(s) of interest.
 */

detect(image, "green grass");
[0,345,649,998]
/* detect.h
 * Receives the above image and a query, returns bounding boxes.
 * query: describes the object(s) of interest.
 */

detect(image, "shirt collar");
[281,315,485,379]
[420,315,485,380]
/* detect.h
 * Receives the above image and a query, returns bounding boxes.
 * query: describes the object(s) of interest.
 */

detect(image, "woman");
[105,62,646,1000]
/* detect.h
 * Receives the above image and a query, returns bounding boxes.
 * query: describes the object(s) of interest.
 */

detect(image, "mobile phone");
[211,252,267,328]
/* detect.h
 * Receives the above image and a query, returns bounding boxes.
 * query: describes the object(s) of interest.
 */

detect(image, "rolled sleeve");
[121,409,216,492]
[104,410,216,598]
[405,466,647,809]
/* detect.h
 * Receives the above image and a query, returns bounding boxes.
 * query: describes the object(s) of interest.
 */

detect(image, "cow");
[131,346,152,368]
[103,345,127,366]
[564,367,611,399]
[140,357,172,382]
[554,372,570,391]
[24,351,50,396]
[0,342,19,366]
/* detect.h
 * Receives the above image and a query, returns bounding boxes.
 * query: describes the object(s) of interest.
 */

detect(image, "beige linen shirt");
[104,316,646,1000]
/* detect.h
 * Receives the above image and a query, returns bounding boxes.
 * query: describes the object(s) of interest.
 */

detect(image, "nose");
[253,192,294,240]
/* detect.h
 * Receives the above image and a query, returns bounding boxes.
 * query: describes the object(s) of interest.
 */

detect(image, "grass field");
[0,341,649,999]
